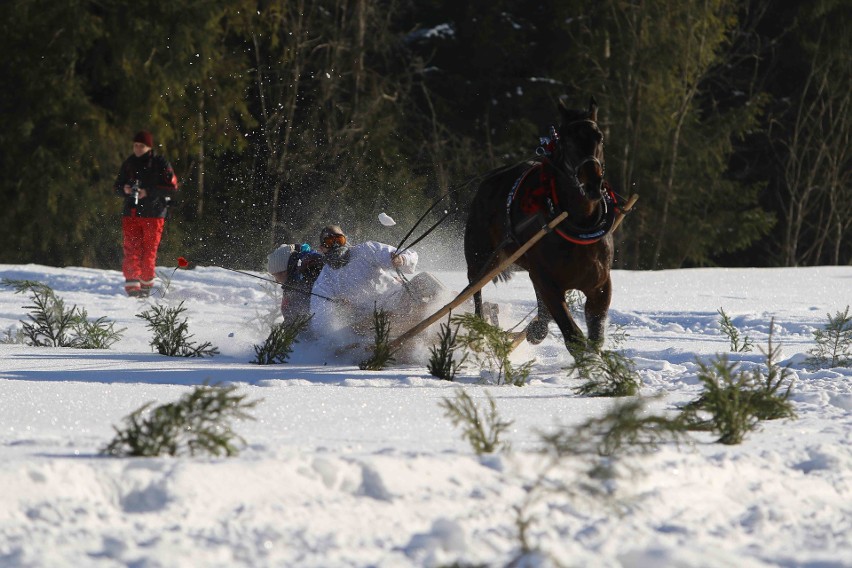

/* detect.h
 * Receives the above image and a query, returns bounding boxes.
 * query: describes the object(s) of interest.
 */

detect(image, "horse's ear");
[588,96,598,122]
[558,95,574,124]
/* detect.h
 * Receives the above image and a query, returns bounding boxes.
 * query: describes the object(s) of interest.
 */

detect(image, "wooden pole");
[387,211,569,351]
[611,193,639,233]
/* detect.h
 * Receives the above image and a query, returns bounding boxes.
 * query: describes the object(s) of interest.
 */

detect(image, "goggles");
[321,233,347,249]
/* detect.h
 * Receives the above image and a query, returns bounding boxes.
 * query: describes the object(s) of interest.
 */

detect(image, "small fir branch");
[359,306,396,370]
[152,268,172,299]
[718,307,753,352]
[247,281,285,336]
[440,388,513,455]
[20,283,77,346]
[452,312,534,385]
[252,314,311,364]
[520,399,694,564]
[427,313,467,381]
[1,278,45,293]
[683,320,796,444]
[806,305,852,369]
[69,311,125,349]
[539,397,692,459]
[745,319,797,420]
[505,358,535,387]
[683,356,760,444]
[137,301,219,357]
[3,279,123,348]
[102,383,260,457]
[571,348,640,397]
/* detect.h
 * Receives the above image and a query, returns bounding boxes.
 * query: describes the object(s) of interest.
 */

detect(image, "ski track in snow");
[0,263,850,567]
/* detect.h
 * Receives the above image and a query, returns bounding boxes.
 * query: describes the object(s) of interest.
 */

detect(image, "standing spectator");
[267,243,324,325]
[113,130,179,297]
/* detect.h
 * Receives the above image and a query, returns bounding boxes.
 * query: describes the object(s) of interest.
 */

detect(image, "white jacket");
[310,241,418,336]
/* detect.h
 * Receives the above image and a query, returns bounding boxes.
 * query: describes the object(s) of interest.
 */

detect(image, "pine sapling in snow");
[17,282,75,347]
[510,398,693,565]
[683,356,760,445]
[683,320,795,444]
[540,397,693,460]
[718,307,753,352]
[565,289,584,316]
[749,321,797,420]
[0,326,25,344]
[70,309,126,349]
[137,301,219,357]
[452,312,534,386]
[427,313,467,381]
[2,279,124,348]
[807,305,852,369]
[571,348,640,397]
[252,314,311,365]
[440,388,512,455]
[102,383,260,457]
[359,306,396,371]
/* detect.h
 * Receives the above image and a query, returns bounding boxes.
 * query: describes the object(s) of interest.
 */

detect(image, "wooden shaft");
[611,193,639,233]
[510,328,528,351]
[388,211,569,351]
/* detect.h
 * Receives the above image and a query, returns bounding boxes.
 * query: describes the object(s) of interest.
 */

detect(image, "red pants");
[122,216,165,283]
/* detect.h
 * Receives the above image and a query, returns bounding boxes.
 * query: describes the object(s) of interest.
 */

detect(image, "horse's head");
[552,96,606,201]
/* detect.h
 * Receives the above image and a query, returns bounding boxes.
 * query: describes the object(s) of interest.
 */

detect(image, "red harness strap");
[508,162,618,245]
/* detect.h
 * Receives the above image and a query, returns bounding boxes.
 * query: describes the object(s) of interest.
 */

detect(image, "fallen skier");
[309,225,449,352]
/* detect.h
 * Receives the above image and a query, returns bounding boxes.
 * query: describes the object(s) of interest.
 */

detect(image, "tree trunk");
[196,103,205,219]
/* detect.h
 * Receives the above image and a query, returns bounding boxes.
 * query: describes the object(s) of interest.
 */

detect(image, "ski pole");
[186,259,336,302]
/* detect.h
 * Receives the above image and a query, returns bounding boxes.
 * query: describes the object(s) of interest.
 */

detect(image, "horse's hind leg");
[472,290,483,317]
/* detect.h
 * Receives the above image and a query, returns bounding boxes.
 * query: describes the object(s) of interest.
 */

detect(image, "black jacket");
[113,151,179,218]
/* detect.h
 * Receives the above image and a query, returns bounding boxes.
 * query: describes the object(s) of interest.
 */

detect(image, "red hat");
[133,130,153,148]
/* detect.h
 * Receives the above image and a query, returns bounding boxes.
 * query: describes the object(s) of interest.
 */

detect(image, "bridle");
[538,119,605,198]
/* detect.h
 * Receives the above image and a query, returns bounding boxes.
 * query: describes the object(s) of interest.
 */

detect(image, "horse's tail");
[493,266,516,284]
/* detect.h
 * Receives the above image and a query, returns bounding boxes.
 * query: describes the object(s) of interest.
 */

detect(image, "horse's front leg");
[525,289,553,345]
[529,275,586,357]
[583,277,612,351]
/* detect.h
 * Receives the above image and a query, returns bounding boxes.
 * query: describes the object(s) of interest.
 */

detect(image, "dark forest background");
[1,0,849,271]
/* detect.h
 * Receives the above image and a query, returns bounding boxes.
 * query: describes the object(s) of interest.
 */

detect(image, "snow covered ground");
[0,262,850,567]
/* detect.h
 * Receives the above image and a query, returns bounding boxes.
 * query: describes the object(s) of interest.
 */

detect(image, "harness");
[505,160,619,245]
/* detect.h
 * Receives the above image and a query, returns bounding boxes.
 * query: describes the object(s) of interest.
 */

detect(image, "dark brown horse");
[464,96,617,358]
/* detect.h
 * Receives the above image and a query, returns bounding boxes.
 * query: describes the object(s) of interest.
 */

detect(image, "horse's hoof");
[526,318,549,345]
[566,339,599,364]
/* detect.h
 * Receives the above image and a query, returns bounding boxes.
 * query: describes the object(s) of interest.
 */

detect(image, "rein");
[393,158,535,255]
[392,159,537,297]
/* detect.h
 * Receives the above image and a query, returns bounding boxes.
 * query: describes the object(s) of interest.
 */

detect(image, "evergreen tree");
[0,0,846,269]
[0,0,122,266]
